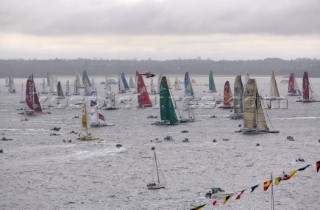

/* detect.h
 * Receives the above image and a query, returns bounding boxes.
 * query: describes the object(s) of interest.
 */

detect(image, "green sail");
[209,70,216,93]
[159,76,179,125]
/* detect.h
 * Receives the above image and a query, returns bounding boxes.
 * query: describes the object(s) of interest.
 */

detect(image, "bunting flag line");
[316,161,320,172]
[251,185,259,193]
[263,180,272,191]
[236,190,245,200]
[201,161,319,208]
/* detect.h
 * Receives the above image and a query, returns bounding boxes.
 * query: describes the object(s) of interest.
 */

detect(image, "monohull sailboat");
[153,76,179,125]
[89,91,114,127]
[82,70,93,96]
[147,147,166,190]
[296,71,319,103]
[238,79,279,134]
[77,104,100,141]
[137,75,152,108]
[230,75,244,119]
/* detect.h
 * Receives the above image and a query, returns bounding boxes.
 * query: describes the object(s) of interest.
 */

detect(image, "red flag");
[98,113,105,121]
[316,161,320,172]
[212,201,217,206]
[236,190,245,200]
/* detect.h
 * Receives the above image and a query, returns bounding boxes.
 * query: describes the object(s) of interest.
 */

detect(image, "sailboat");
[89,91,110,127]
[184,72,195,98]
[263,71,288,109]
[118,73,126,93]
[8,78,16,93]
[19,83,25,103]
[77,104,100,140]
[174,77,182,90]
[103,91,117,110]
[147,147,165,190]
[218,81,233,109]
[73,74,80,95]
[82,70,93,96]
[288,72,301,96]
[180,96,196,123]
[137,75,152,108]
[129,76,135,89]
[150,79,157,95]
[230,75,244,119]
[41,78,48,94]
[121,72,130,90]
[243,72,250,87]
[153,76,179,125]
[57,81,65,99]
[65,80,70,96]
[239,79,279,134]
[24,74,43,115]
[208,70,217,93]
[296,71,319,103]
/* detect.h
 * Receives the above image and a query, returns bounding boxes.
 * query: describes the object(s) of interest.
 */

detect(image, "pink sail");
[288,73,301,96]
[137,75,152,107]
[25,75,42,113]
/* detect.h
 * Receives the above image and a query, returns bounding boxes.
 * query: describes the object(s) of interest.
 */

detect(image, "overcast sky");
[1,0,320,60]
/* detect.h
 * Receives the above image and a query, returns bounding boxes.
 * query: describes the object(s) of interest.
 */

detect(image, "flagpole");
[270,173,274,210]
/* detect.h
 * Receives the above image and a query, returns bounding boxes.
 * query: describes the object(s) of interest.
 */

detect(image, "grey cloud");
[1,0,320,36]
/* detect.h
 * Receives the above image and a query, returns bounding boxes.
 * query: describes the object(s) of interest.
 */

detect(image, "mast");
[154,150,160,184]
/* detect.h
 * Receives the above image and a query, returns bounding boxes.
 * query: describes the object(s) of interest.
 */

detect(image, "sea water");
[0,75,319,210]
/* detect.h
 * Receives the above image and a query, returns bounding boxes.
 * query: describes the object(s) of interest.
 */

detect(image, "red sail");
[25,75,42,113]
[137,75,152,107]
[288,73,295,94]
[302,71,309,100]
[223,81,233,106]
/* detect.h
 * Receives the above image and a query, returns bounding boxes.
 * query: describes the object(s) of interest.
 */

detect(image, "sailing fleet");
[12,70,318,136]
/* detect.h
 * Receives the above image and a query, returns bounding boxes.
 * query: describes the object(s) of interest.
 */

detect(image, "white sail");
[8,77,16,93]
[104,92,116,110]
[65,80,70,96]
[180,96,196,122]
[150,79,157,95]
[19,83,25,103]
[118,74,126,93]
[41,79,48,94]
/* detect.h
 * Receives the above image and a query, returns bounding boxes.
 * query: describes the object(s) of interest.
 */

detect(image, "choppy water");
[0,75,319,210]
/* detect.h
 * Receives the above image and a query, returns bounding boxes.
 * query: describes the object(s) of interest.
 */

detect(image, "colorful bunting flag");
[212,201,217,206]
[251,185,259,193]
[289,170,298,178]
[275,177,282,185]
[223,195,232,204]
[298,164,310,171]
[316,161,320,173]
[236,190,245,200]
[263,180,272,191]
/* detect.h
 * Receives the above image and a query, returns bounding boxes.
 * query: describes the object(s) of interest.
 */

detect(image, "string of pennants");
[206,161,320,207]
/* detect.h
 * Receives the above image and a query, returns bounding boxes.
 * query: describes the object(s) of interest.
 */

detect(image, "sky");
[1,0,320,60]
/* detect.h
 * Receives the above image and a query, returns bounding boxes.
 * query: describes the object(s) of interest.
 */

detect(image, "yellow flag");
[289,170,298,178]
[275,177,281,185]
[223,194,232,204]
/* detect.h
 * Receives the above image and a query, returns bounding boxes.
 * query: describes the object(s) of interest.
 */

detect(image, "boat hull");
[77,136,100,141]
[239,129,279,134]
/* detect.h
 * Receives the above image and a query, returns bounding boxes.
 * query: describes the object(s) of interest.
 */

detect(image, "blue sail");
[121,72,130,90]
[184,72,194,98]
